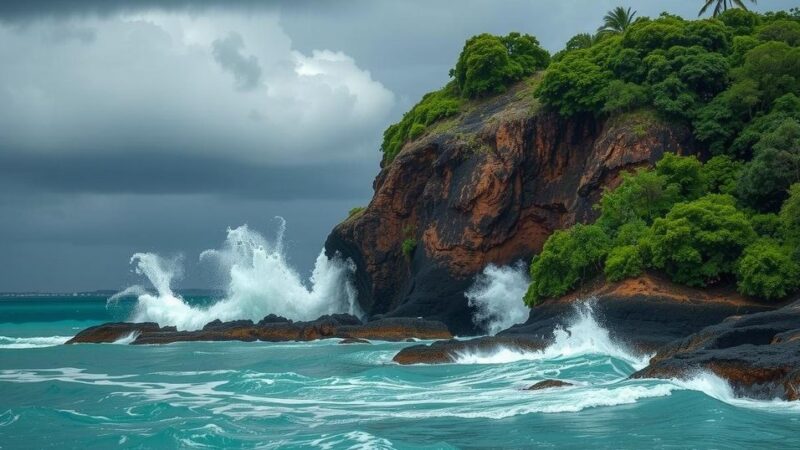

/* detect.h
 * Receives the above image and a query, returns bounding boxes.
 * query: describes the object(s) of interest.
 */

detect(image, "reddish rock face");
[326,83,692,335]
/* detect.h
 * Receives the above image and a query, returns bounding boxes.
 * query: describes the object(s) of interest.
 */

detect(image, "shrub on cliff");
[644,194,756,286]
[736,238,800,300]
[451,32,549,98]
[604,245,644,282]
[524,224,610,305]
[381,83,462,163]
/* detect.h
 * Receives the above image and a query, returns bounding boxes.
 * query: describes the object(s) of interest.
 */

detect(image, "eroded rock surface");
[525,380,574,390]
[66,315,451,345]
[326,82,692,335]
[631,300,800,401]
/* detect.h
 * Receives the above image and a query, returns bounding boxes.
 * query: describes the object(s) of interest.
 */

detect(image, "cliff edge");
[325,80,692,335]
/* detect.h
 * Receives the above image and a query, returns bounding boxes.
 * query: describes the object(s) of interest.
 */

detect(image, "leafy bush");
[604,245,644,282]
[535,52,611,115]
[736,239,800,300]
[347,206,365,218]
[644,194,756,286]
[780,183,800,251]
[524,224,610,305]
[737,119,800,211]
[700,155,744,194]
[401,238,417,259]
[380,83,462,163]
[451,32,549,98]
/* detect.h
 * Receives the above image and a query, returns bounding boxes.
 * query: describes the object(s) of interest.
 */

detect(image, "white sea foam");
[465,262,530,335]
[0,336,71,349]
[112,331,140,345]
[119,219,361,330]
[454,300,650,369]
[673,372,800,412]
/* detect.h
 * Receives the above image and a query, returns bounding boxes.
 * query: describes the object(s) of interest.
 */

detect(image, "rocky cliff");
[325,81,692,335]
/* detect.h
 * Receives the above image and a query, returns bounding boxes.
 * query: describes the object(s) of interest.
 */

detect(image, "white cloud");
[0,10,395,165]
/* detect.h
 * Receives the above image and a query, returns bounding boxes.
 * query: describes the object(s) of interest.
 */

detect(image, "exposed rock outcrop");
[393,273,776,364]
[66,315,451,345]
[326,81,692,335]
[631,300,800,401]
[525,379,574,390]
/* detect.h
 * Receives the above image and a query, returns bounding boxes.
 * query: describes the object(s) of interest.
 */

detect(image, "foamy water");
[2,297,799,448]
[465,262,531,335]
[111,219,361,330]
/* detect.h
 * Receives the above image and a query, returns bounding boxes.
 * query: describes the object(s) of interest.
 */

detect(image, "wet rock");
[392,335,547,365]
[65,322,161,344]
[67,315,451,345]
[631,301,800,401]
[339,338,371,345]
[525,380,573,390]
[500,274,776,353]
[339,317,451,341]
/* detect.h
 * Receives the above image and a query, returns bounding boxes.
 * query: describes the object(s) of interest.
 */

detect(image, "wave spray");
[113,218,361,330]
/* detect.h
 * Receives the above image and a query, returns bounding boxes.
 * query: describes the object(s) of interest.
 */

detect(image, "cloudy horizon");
[1,0,795,292]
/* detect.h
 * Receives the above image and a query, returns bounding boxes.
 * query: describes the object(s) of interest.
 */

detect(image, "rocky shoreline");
[66,314,452,345]
[67,275,799,401]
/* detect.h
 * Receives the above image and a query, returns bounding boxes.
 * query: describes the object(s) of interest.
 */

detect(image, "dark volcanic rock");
[66,322,161,344]
[393,335,548,365]
[631,301,800,401]
[325,80,692,335]
[391,275,780,365]
[66,314,452,345]
[340,317,451,341]
[339,338,371,345]
[525,380,574,390]
[501,275,775,353]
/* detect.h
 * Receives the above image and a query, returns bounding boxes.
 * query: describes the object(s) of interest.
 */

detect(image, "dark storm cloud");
[1,0,796,292]
[0,151,370,199]
[212,32,263,91]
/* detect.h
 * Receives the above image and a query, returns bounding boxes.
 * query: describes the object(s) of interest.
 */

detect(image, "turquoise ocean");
[2,294,800,449]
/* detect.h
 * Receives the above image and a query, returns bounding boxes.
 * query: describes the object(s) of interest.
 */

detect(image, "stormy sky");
[0,0,794,292]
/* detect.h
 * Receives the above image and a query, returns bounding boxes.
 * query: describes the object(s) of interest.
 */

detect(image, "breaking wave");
[112,219,361,330]
[0,336,71,349]
[465,262,530,335]
[454,300,650,369]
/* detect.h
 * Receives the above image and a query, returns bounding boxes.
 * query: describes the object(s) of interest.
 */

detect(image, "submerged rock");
[66,314,452,345]
[339,338,371,345]
[631,300,800,401]
[392,335,547,365]
[525,380,573,390]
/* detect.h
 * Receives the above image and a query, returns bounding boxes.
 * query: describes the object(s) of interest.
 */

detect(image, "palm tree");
[598,7,637,34]
[698,0,757,17]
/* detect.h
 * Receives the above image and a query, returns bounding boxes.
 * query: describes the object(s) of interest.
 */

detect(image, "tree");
[451,33,549,98]
[645,194,756,286]
[605,245,644,282]
[535,52,612,115]
[598,7,637,34]
[524,224,610,305]
[736,238,800,300]
[780,183,800,251]
[699,0,757,18]
[737,119,800,211]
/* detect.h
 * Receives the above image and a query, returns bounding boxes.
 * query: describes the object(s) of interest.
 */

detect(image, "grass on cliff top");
[381,74,543,165]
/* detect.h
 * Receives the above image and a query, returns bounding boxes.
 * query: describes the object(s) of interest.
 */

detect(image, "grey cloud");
[212,32,262,91]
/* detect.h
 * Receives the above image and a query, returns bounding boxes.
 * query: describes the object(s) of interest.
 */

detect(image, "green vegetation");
[381,83,463,163]
[451,32,549,99]
[699,0,756,18]
[523,8,800,305]
[598,7,637,34]
[380,32,549,164]
[402,238,417,259]
[347,206,365,219]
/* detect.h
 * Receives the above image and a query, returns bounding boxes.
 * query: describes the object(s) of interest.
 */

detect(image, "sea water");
[2,223,799,448]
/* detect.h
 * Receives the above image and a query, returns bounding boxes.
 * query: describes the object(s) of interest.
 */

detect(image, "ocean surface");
[2,295,799,449]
